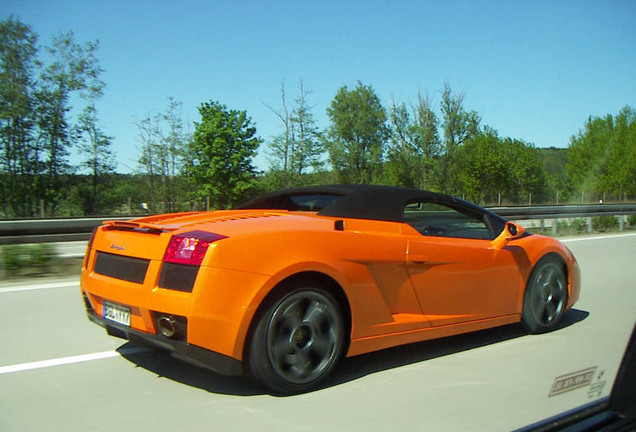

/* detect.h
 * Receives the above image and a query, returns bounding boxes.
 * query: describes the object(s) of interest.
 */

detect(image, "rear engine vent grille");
[212,213,280,222]
[94,252,150,284]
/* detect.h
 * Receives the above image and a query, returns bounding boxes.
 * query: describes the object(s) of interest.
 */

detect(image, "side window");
[285,194,342,211]
[403,201,493,240]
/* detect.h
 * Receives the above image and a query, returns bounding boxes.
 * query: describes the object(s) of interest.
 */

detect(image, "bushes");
[0,244,56,276]
[569,218,589,234]
[593,215,619,232]
[551,216,632,236]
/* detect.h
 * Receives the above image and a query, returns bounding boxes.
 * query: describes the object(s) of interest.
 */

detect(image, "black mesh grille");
[94,251,150,284]
[158,262,199,292]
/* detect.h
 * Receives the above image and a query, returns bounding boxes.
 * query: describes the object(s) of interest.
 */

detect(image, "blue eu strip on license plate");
[103,301,131,327]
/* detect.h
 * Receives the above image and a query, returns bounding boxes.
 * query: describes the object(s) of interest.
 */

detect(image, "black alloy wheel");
[248,284,345,394]
[522,258,568,334]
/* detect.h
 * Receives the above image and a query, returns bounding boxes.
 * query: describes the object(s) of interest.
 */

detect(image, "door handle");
[407,254,428,263]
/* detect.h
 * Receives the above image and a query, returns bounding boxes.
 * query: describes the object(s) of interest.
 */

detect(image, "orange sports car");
[80,185,580,394]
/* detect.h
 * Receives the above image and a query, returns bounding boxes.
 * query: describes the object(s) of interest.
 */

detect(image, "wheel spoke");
[271,338,294,363]
[544,301,557,323]
[303,300,326,325]
[532,287,546,318]
[554,279,565,301]
[288,349,311,379]
[543,267,556,286]
[280,300,304,329]
[535,269,546,286]
[309,333,334,359]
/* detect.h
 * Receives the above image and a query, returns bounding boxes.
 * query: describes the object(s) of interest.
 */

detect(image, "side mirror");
[490,222,526,250]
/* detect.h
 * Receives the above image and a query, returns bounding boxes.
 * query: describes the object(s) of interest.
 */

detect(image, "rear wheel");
[248,284,345,394]
[522,258,568,334]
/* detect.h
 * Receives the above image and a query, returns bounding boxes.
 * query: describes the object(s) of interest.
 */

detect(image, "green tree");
[189,101,261,209]
[453,130,509,203]
[603,106,636,199]
[566,114,612,197]
[266,80,324,189]
[75,42,114,214]
[135,98,190,212]
[76,99,114,214]
[387,94,441,189]
[567,106,636,201]
[37,31,102,214]
[439,83,481,192]
[264,81,293,187]
[537,147,569,203]
[453,130,547,204]
[0,19,119,216]
[160,98,190,211]
[440,83,481,150]
[504,138,548,203]
[326,81,388,183]
[291,80,323,177]
[135,113,160,210]
[0,17,39,216]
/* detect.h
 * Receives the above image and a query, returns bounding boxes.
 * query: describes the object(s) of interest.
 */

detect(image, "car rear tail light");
[88,227,98,249]
[83,227,99,269]
[163,230,227,266]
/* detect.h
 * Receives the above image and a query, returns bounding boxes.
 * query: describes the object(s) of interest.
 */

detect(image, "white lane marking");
[561,232,636,243]
[0,347,146,375]
[0,281,78,293]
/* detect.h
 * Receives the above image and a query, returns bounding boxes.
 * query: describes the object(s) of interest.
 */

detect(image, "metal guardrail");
[490,204,636,235]
[0,216,132,245]
[0,204,635,245]
[488,204,636,220]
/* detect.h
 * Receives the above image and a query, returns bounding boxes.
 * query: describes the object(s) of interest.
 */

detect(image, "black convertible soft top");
[238,184,505,224]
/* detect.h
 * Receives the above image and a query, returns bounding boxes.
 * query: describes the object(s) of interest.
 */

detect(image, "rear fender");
[237,258,401,360]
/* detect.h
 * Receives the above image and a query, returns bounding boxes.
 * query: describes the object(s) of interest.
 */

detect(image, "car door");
[403,200,521,326]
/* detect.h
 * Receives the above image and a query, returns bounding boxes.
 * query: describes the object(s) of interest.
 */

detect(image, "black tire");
[522,257,568,334]
[247,283,345,394]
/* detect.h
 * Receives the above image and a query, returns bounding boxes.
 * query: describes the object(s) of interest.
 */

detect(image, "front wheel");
[522,258,568,334]
[248,284,345,394]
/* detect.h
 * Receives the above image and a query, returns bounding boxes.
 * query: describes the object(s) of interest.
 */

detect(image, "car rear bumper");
[86,308,243,377]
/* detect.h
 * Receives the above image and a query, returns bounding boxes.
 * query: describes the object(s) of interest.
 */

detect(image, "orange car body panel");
[81,208,581,364]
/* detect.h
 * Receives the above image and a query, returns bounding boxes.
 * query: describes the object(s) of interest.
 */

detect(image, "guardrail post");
[540,219,545,232]
[619,216,624,232]
[552,218,558,235]
[587,217,593,233]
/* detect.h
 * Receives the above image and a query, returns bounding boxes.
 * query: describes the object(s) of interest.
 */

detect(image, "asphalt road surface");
[1,233,635,432]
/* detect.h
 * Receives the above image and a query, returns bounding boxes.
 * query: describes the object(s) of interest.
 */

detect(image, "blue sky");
[2,0,635,173]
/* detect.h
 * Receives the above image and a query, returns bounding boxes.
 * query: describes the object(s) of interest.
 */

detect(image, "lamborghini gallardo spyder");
[81,185,580,394]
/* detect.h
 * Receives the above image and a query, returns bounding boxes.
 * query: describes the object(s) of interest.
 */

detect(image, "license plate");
[103,301,131,327]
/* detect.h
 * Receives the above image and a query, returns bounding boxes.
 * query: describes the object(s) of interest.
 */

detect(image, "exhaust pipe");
[157,315,178,338]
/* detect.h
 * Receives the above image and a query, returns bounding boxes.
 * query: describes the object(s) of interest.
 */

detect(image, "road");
[1,233,635,432]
